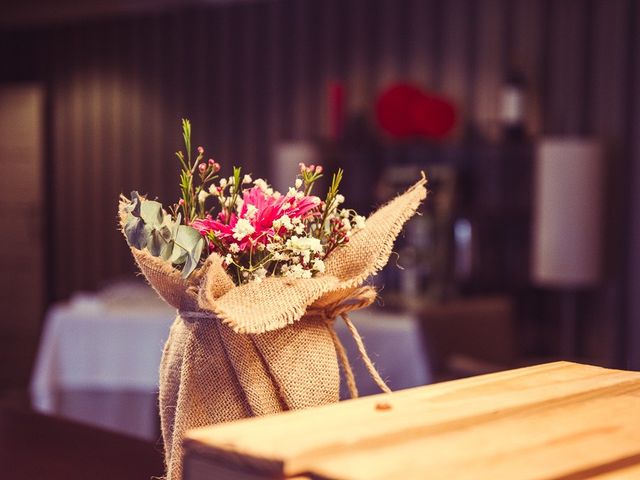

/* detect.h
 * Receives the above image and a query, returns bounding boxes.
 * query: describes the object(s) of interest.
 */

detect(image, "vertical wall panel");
[588,0,632,364]
[440,0,472,132]
[472,0,506,134]
[544,0,590,134]
[627,0,640,369]
[512,0,545,135]
[3,0,631,366]
[266,0,284,160]
[51,28,72,300]
[345,0,369,113]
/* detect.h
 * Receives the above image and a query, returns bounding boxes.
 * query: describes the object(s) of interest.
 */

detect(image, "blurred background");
[0,0,639,448]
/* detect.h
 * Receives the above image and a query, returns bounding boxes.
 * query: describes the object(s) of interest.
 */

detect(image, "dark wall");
[0,0,638,365]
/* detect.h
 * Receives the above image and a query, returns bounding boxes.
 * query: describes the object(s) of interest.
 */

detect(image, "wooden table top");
[184,361,640,479]
[0,406,164,480]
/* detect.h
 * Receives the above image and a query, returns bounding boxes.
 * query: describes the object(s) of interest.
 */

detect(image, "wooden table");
[0,407,164,480]
[184,361,640,479]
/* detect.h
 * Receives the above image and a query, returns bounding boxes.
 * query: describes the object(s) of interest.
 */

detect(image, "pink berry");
[197,146,204,154]
[208,158,215,165]
[315,165,323,173]
[178,199,185,206]
[198,163,207,173]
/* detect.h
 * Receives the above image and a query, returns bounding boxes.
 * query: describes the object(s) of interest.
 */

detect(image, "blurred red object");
[376,84,457,140]
[328,81,345,140]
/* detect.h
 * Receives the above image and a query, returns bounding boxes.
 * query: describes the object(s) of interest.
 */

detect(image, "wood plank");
[306,388,640,479]
[184,362,640,478]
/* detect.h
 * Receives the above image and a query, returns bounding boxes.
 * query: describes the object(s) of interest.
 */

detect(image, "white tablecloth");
[31,284,431,439]
[30,284,175,439]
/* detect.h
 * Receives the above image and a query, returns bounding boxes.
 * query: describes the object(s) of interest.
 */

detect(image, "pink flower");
[197,146,204,154]
[192,186,321,253]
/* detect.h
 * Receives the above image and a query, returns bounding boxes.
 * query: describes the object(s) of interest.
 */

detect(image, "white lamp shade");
[531,137,604,288]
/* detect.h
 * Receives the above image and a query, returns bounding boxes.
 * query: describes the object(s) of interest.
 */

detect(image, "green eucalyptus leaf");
[140,200,164,228]
[148,227,173,260]
[178,226,205,278]
[129,191,142,216]
[123,191,204,278]
[124,214,149,249]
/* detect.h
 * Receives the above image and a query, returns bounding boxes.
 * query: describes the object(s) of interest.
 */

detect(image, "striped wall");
[1,0,638,365]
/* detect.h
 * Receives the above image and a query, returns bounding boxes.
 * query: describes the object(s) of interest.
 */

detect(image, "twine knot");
[307,286,391,399]
[179,309,215,323]
[178,285,391,399]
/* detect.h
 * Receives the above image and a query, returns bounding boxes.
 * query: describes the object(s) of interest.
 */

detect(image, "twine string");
[179,287,391,399]
[308,287,391,399]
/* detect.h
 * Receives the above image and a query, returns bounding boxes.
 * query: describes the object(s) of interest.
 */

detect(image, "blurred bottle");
[500,71,527,142]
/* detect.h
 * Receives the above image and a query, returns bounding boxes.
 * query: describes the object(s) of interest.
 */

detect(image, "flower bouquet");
[119,120,427,480]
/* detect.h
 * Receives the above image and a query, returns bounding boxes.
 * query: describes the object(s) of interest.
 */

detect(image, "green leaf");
[139,199,164,228]
[168,225,205,278]
[124,214,149,250]
[122,191,204,278]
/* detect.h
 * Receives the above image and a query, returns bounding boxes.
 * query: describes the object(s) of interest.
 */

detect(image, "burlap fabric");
[122,176,427,480]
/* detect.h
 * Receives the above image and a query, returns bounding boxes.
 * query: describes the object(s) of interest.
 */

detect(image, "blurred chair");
[420,296,516,381]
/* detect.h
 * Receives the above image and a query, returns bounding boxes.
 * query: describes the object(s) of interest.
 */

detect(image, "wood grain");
[184,362,640,479]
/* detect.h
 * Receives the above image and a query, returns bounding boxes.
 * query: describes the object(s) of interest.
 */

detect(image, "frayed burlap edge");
[119,174,428,334]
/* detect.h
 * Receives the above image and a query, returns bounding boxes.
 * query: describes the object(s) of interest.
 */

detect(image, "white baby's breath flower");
[229,243,240,253]
[287,187,297,197]
[198,190,209,203]
[208,184,220,196]
[335,194,345,204]
[254,178,268,191]
[243,174,252,184]
[232,218,255,241]
[353,214,366,230]
[341,218,352,230]
[273,214,293,231]
[266,242,278,252]
[295,178,303,189]
[267,188,275,196]
[294,224,305,235]
[286,235,323,254]
[252,267,268,283]
[295,191,304,200]
[272,252,289,261]
[224,253,233,265]
[219,178,228,188]
[312,258,325,273]
[285,264,312,279]
[245,204,258,219]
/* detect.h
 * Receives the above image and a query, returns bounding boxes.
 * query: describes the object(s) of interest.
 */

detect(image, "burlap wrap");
[122,176,427,480]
